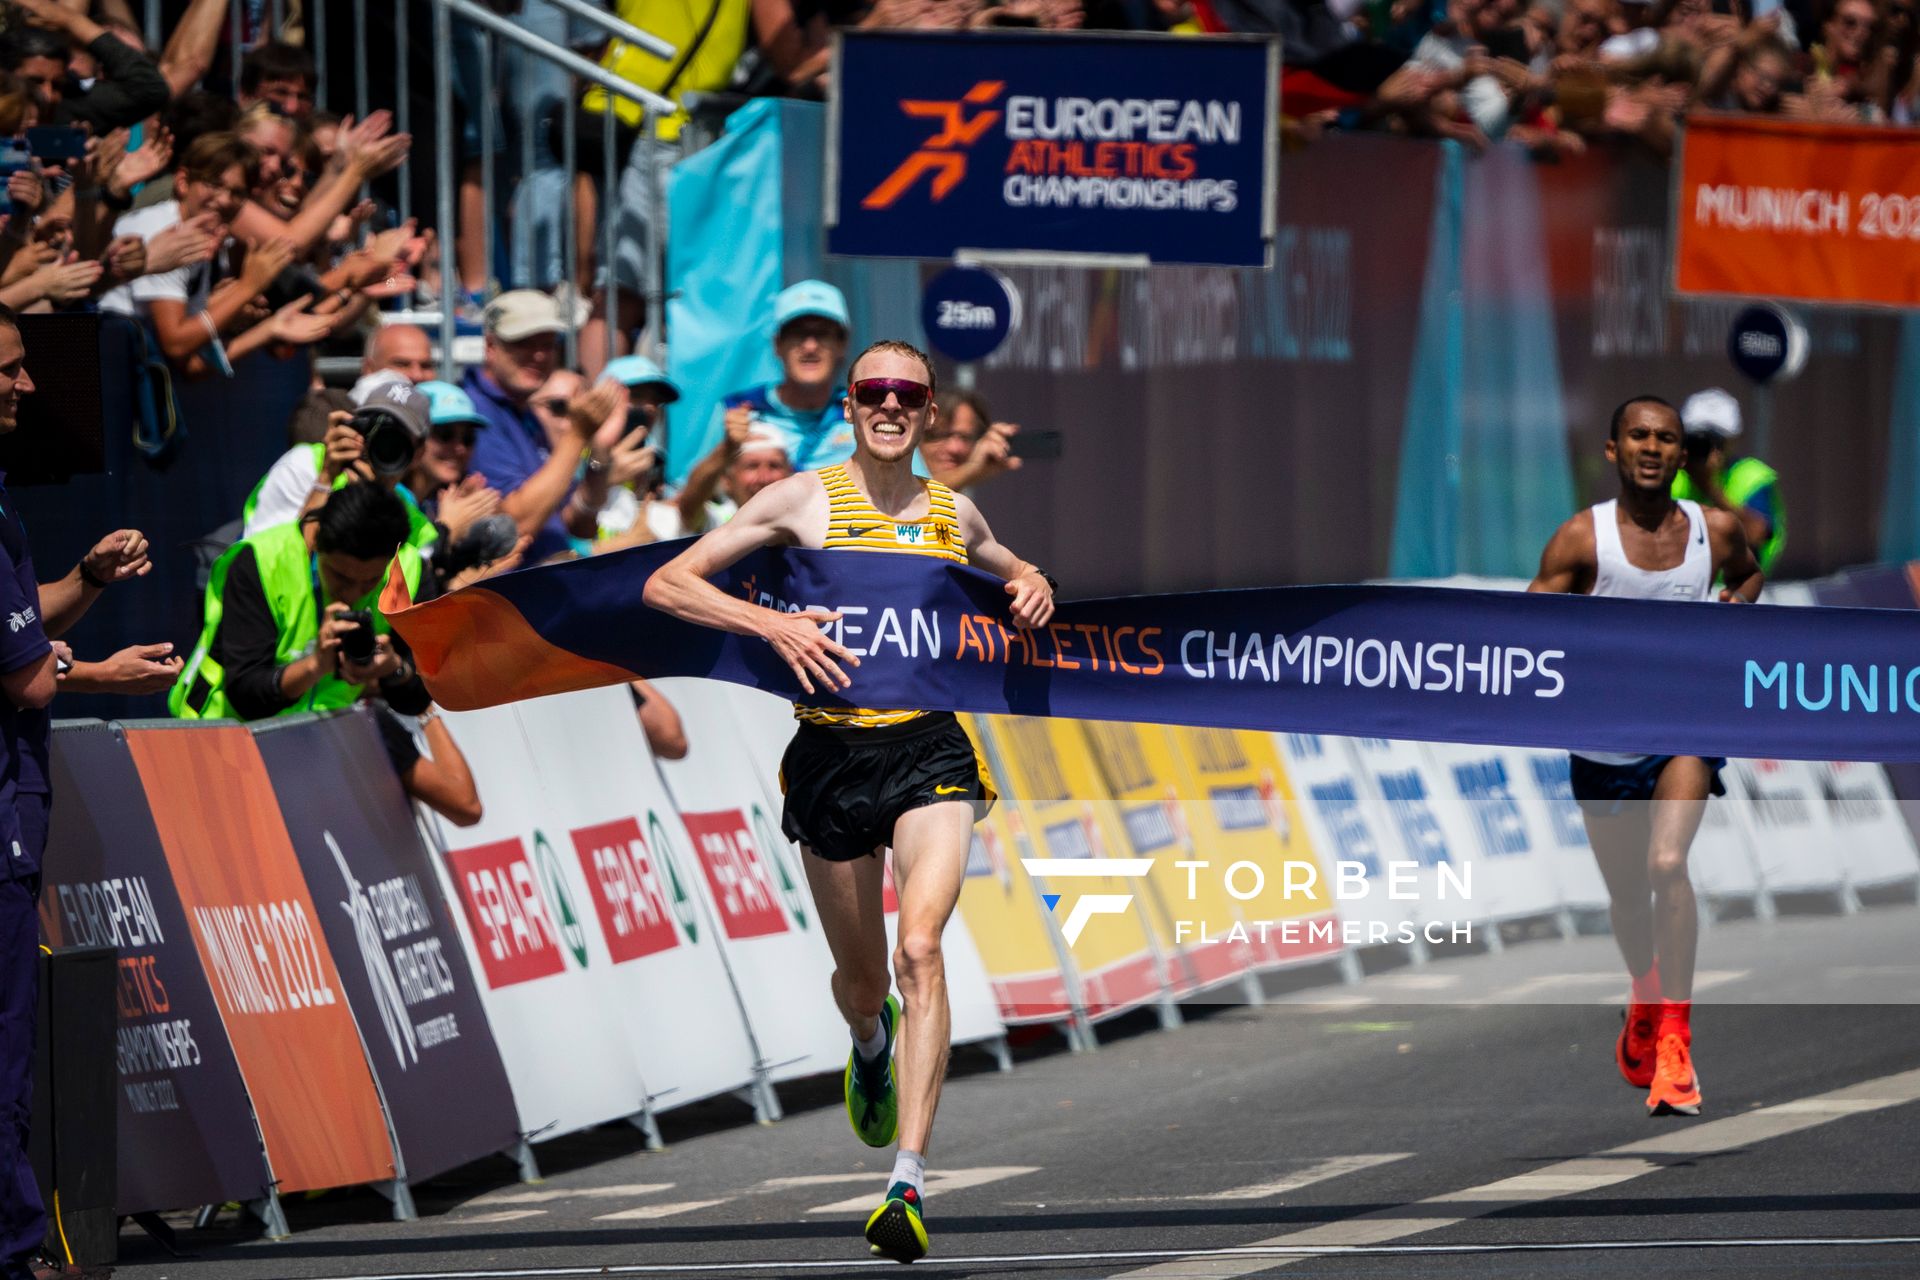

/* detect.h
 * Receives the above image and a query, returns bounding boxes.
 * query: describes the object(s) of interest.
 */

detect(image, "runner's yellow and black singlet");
[794,463,967,729]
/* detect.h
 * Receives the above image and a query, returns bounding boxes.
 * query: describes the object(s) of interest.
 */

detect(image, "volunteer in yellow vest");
[645,339,1055,1266]
[171,483,429,721]
[1672,387,1786,575]
[241,371,440,559]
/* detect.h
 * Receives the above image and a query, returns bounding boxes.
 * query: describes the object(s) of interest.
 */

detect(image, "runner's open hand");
[764,608,860,695]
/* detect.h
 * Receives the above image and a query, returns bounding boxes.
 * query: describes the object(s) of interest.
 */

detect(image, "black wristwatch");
[1034,568,1059,595]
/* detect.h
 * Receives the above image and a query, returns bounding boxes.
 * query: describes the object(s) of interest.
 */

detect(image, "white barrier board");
[428,704,648,1141]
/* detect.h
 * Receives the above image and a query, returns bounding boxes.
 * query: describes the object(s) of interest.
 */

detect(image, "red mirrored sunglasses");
[850,378,931,410]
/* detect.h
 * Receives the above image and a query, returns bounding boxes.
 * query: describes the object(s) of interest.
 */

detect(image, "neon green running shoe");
[864,1180,928,1263]
[844,994,900,1148]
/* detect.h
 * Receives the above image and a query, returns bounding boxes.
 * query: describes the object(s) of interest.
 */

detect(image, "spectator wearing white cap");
[1673,387,1786,574]
[645,420,796,542]
[466,290,625,564]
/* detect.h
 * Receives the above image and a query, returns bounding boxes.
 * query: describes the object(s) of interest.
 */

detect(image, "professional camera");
[338,608,377,665]
[350,404,420,478]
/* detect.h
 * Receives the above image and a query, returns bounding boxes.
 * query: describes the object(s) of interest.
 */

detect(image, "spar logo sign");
[1019,857,1152,946]
[649,811,701,944]
[445,837,571,988]
[569,816,680,964]
[680,808,807,940]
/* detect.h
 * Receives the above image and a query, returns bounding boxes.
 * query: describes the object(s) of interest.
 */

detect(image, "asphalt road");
[107,902,1920,1280]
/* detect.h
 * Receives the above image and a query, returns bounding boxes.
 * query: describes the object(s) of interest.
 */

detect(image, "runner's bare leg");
[887,800,974,1155]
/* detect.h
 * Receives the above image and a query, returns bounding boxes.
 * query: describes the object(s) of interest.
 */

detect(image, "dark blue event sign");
[40,725,267,1215]
[252,708,521,1186]
[828,30,1278,266]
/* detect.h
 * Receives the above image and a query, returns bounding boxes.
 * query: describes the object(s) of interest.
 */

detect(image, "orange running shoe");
[1646,1032,1702,1117]
[1616,1004,1657,1089]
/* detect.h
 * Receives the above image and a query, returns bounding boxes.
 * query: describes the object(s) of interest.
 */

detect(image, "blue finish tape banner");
[827,30,1278,266]
[386,543,1920,764]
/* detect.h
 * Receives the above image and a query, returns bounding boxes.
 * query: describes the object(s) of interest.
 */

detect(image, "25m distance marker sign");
[826,30,1279,267]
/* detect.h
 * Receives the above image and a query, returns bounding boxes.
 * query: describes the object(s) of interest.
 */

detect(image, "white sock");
[890,1149,926,1197]
[853,1016,888,1063]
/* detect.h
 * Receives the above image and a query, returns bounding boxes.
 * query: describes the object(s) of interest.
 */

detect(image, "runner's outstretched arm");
[642,473,860,694]
[1705,508,1764,604]
[953,492,1054,628]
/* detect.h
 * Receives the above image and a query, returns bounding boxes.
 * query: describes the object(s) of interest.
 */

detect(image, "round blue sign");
[1727,303,1806,385]
[920,266,1018,364]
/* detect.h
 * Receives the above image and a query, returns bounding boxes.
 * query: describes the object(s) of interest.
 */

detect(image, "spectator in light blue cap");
[408,380,508,567]
[589,354,678,546]
[709,279,866,476]
[602,354,682,404]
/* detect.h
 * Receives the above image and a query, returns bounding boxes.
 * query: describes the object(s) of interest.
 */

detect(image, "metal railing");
[171,0,679,379]
[429,0,675,377]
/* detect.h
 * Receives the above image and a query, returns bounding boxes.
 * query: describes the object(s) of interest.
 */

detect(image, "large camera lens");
[353,407,418,478]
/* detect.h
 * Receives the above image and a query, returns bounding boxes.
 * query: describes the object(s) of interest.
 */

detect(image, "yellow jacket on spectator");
[582,0,752,137]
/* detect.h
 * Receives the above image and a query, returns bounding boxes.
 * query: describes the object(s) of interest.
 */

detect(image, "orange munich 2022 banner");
[1674,114,1920,307]
[125,725,397,1195]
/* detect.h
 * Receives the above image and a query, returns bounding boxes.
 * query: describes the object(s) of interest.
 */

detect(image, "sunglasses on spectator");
[535,397,570,416]
[430,422,477,446]
[850,378,931,410]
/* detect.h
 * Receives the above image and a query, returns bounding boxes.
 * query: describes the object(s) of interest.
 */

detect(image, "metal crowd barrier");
[145,0,680,374]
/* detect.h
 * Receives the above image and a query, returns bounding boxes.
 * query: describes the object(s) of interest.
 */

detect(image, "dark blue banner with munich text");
[387,543,1920,765]
[826,30,1279,266]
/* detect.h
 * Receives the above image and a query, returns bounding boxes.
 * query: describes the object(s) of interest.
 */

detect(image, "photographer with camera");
[170,482,428,721]
[241,371,439,555]
[1672,387,1786,575]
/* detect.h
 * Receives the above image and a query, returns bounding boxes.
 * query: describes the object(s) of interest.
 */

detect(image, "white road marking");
[469,1183,675,1207]
[594,1199,731,1222]
[1025,1154,1413,1205]
[1115,1065,1920,1278]
[751,1172,881,1191]
[449,1210,548,1225]
[1476,969,1747,1005]
[301,1234,1920,1278]
[805,1165,1039,1213]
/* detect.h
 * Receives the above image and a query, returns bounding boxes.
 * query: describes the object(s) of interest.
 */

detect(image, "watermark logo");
[863,81,1006,210]
[1019,858,1152,945]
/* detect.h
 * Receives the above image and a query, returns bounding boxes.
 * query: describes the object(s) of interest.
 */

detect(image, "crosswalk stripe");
[1020,1154,1412,1206]
[805,1166,1040,1214]
[471,1182,674,1207]
[595,1199,732,1222]
[1113,1065,1920,1278]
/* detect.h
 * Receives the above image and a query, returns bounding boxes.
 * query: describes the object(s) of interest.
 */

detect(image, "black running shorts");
[780,712,996,862]
[1568,753,1727,815]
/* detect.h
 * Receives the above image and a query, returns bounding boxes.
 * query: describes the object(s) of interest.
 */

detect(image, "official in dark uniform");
[0,305,156,1279]
[0,305,55,1280]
